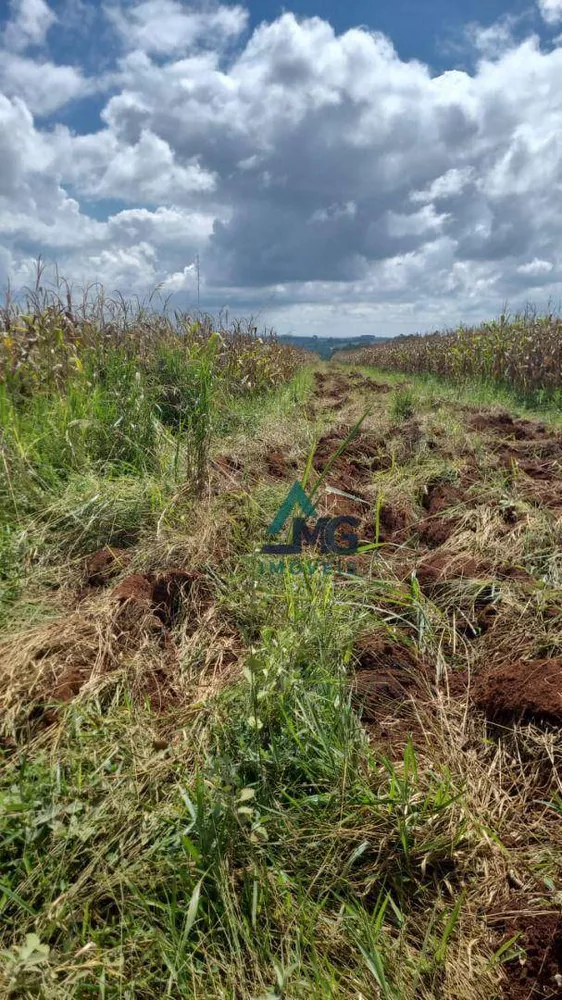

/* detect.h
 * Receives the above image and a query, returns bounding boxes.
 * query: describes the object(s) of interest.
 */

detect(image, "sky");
[1,0,562,337]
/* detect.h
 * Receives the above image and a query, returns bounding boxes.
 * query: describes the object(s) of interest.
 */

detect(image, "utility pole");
[195,253,200,310]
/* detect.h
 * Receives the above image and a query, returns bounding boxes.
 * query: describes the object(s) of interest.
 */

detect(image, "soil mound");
[51,666,92,703]
[377,504,412,544]
[352,634,427,723]
[422,480,468,515]
[112,570,202,627]
[214,454,244,474]
[313,427,392,488]
[265,449,298,479]
[494,908,562,999]
[416,553,491,589]
[83,547,131,588]
[473,657,562,726]
[417,516,456,548]
[471,411,557,443]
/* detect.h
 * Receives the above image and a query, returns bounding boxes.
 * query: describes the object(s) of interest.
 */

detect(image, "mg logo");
[262,482,360,557]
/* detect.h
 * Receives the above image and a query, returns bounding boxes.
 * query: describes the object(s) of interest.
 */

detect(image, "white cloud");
[0,54,88,114]
[4,5,562,331]
[517,258,554,276]
[3,0,56,50]
[411,169,474,204]
[538,0,562,25]
[0,1,94,114]
[106,0,248,54]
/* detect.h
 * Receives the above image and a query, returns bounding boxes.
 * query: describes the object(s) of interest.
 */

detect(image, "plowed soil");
[313,427,392,488]
[474,657,562,726]
[83,546,131,587]
[112,569,203,627]
[493,908,562,1000]
[352,633,428,723]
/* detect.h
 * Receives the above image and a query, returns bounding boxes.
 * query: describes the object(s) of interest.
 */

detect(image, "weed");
[391,388,415,422]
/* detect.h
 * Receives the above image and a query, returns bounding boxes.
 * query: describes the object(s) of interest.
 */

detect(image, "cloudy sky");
[1,0,562,336]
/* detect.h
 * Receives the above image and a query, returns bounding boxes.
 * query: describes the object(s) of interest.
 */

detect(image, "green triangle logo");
[267,482,317,535]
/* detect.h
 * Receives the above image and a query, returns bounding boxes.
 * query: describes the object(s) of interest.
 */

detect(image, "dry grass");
[0,361,561,998]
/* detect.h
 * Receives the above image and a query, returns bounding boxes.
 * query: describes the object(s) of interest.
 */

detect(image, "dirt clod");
[422,481,467,515]
[214,454,244,474]
[83,547,131,587]
[494,909,562,1000]
[111,570,202,626]
[313,427,392,489]
[352,634,427,724]
[265,449,298,479]
[417,516,457,548]
[474,657,562,726]
[416,553,491,589]
[51,666,91,703]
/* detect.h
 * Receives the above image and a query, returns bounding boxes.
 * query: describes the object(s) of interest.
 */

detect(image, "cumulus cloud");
[0,54,88,115]
[106,0,248,54]
[3,0,55,50]
[0,0,93,114]
[54,127,217,204]
[517,258,554,277]
[538,0,562,25]
[3,3,562,332]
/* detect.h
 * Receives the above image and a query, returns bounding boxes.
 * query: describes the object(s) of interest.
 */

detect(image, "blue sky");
[2,0,562,336]
[32,0,546,72]
[247,0,534,65]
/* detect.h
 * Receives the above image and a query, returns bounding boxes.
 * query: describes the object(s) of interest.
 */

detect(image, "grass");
[0,569,501,998]
[390,388,416,422]
[1,296,561,997]
[348,365,562,424]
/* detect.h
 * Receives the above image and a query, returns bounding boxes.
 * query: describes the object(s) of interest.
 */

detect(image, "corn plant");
[340,309,562,400]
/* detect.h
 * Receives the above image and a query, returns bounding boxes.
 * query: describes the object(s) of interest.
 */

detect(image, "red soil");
[265,449,298,479]
[470,412,554,441]
[352,634,427,725]
[422,480,468,515]
[493,907,562,999]
[313,427,392,489]
[417,516,457,548]
[51,666,91,703]
[214,454,244,474]
[377,503,412,544]
[473,657,562,726]
[416,552,491,589]
[112,570,201,627]
[83,546,131,587]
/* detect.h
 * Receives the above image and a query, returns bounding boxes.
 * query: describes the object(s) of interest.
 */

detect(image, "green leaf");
[184,879,202,937]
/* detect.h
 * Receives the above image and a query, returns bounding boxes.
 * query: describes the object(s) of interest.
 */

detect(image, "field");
[1,298,562,999]
[337,312,562,405]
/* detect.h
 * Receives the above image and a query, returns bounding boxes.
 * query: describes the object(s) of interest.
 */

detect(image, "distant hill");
[278,334,389,360]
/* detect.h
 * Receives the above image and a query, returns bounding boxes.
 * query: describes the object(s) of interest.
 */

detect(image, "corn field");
[340,312,562,398]
[0,279,301,400]
[0,273,305,528]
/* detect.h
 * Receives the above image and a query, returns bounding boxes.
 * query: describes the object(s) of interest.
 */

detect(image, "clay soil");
[473,657,562,726]
[492,907,562,1000]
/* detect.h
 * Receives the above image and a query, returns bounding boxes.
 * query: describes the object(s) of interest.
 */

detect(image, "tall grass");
[0,278,302,505]
[0,271,304,626]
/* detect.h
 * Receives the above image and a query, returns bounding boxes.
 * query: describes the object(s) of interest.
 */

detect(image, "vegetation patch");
[1,295,561,998]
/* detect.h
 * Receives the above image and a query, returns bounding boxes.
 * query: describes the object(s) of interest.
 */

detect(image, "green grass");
[0,568,478,998]
[390,388,416,422]
[2,335,559,998]
[356,365,562,424]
